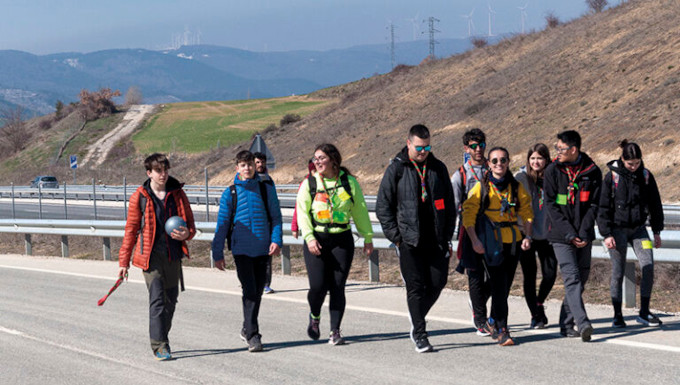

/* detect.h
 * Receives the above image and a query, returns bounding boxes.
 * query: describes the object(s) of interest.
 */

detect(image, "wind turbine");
[406,12,420,40]
[462,8,475,37]
[518,4,528,34]
[488,4,496,37]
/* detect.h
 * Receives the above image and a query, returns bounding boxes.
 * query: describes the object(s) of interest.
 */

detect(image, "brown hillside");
[258,0,680,200]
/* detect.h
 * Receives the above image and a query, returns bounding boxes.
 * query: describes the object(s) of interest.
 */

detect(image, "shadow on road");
[171,347,243,359]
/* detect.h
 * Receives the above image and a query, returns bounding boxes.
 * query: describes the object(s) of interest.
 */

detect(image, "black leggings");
[487,243,519,330]
[303,231,354,331]
[519,239,558,317]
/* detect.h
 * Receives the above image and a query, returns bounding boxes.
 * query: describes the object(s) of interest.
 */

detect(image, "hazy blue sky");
[0,0,589,54]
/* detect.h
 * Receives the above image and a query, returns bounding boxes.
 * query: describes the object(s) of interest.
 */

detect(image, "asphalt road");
[1,254,679,385]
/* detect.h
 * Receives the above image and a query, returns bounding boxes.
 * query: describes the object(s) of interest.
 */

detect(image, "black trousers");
[303,231,354,331]
[467,263,492,328]
[264,255,273,287]
[143,250,181,353]
[234,254,269,339]
[398,241,450,340]
[519,239,557,317]
[486,243,520,330]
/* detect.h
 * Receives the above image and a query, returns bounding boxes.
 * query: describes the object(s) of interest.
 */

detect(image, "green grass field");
[133,97,327,153]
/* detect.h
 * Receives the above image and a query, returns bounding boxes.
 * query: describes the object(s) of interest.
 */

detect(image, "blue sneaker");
[264,286,275,294]
[154,346,172,361]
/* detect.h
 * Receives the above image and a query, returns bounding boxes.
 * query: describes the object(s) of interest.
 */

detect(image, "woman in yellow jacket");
[463,146,534,346]
[297,143,373,345]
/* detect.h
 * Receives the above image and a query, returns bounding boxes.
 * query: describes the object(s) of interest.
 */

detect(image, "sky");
[0,0,590,55]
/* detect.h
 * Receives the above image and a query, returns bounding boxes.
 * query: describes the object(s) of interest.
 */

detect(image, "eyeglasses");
[312,156,328,163]
[554,145,574,154]
[468,142,486,150]
[490,157,508,165]
[415,145,432,152]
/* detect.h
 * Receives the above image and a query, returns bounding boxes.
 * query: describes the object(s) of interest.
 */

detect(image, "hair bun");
[619,139,629,149]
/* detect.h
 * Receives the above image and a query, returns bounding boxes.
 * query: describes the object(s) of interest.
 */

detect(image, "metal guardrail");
[0,217,678,308]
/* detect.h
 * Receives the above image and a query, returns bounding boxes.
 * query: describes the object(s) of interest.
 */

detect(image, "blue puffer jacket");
[212,174,283,260]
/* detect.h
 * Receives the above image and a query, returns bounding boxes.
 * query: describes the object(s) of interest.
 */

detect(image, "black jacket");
[544,152,602,244]
[376,147,456,249]
[596,159,664,237]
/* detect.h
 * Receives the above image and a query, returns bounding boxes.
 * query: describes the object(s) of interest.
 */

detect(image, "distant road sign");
[70,155,78,169]
[249,134,276,170]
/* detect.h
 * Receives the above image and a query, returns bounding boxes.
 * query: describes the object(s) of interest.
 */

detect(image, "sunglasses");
[554,145,574,154]
[490,157,508,165]
[468,142,486,150]
[415,145,432,152]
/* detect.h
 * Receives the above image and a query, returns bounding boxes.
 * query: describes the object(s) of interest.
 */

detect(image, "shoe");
[307,314,320,340]
[637,313,662,327]
[154,346,172,361]
[329,329,345,345]
[537,304,548,328]
[476,325,490,336]
[240,327,247,342]
[481,319,497,339]
[247,334,263,352]
[612,314,627,328]
[414,336,433,353]
[529,316,540,329]
[264,286,275,294]
[496,328,515,346]
[580,324,594,342]
[560,326,580,338]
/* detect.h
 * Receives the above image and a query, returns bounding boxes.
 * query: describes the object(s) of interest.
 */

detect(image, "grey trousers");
[609,225,654,301]
[553,242,592,330]
[143,250,181,353]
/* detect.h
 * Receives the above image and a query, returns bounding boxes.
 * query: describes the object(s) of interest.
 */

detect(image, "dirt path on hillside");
[82,104,155,167]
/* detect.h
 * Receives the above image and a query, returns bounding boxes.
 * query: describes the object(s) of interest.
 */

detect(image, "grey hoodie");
[515,166,549,240]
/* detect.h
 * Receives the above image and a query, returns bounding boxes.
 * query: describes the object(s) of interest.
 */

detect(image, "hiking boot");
[328,329,346,345]
[240,327,247,342]
[612,314,627,328]
[560,326,580,338]
[496,328,515,346]
[637,312,662,327]
[264,286,275,294]
[154,346,172,361]
[580,324,594,342]
[247,334,263,352]
[307,313,320,340]
[414,336,433,353]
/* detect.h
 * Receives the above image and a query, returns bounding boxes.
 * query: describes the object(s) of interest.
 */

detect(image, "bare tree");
[0,105,31,153]
[77,88,121,121]
[124,86,143,106]
[545,11,560,28]
[471,37,488,48]
[586,0,608,13]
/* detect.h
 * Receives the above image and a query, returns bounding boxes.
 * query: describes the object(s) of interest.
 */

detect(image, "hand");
[571,237,587,248]
[604,236,616,249]
[214,259,226,271]
[448,246,454,257]
[117,267,128,280]
[363,242,374,256]
[472,239,485,255]
[307,239,322,256]
[292,230,299,239]
[269,243,281,256]
[170,225,189,241]
[654,234,662,248]
[521,238,532,251]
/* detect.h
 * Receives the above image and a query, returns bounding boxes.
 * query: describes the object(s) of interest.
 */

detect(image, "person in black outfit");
[597,140,664,328]
[544,130,601,342]
[376,124,456,353]
[254,152,276,295]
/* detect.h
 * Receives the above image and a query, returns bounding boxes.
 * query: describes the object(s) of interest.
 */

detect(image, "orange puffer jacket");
[119,180,196,270]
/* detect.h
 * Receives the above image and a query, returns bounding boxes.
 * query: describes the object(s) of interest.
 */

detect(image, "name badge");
[317,210,331,219]
[314,193,329,203]
[556,194,568,205]
[435,199,445,210]
[338,190,351,202]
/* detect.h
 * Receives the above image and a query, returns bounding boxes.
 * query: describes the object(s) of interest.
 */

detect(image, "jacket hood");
[142,175,183,195]
[234,173,261,186]
[607,158,646,179]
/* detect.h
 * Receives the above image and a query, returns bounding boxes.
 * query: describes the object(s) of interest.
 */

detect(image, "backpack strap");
[138,192,147,236]
[227,185,237,251]
[339,172,354,203]
[643,169,650,185]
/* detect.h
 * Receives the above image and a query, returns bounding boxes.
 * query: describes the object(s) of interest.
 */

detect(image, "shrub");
[280,113,301,126]
[545,11,560,28]
[586,0,608,13]
[471,37,488,48]
[77,88,121,121]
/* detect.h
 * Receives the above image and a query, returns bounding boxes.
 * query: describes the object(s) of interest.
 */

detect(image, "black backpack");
[226,179,273,250]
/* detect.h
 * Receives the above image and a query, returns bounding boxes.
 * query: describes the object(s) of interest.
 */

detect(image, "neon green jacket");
[296,171,373,244]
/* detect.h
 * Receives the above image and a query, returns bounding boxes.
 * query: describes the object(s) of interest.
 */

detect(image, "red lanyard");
[488,181,515,219]
[467,159,485,183]
[565,165,582,204]
[410,159,427,202]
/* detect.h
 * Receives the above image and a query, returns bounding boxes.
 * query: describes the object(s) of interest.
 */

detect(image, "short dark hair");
[144,153,170,171]
[557,130,581,150]
[487,146,509,160]
[253,152,267,162]
[408,124,430,140]
[619,139,642,160]
[463,128,486,146]
[235,150,255,165]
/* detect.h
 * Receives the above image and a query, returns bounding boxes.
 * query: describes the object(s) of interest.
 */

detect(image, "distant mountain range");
[0,37,499,116]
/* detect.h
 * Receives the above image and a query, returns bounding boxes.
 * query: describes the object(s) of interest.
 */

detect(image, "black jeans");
[234,254,269,339]
[264,255,273,288]
[486,243,519,330]
[143,250,181,353]
[398,241,450,340]
[519,239,557,317]
[467,261,492,328]
[303,231,354,331]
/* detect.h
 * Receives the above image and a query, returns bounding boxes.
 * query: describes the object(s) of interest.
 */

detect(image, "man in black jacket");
[544,130,601,342]
[376,124,456,353]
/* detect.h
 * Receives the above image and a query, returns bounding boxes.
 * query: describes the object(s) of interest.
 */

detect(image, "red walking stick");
[97,274,126,306]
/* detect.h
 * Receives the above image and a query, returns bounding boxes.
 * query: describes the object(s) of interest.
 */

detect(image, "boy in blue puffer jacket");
[212,150,283,352]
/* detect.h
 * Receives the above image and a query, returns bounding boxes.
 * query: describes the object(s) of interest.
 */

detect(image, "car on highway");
[30,176,59,189]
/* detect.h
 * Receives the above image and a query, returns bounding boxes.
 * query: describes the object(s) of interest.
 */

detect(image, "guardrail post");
[102,237,111,260]
[38,184,43,219]
[24,234,32,255]
[204,168,210,222]
[369,250,379,282]
[61,236,69,258]
[11,182,15,219]
[63,183,68,219]
[622,260,636,308]
[92,178,98,220]
[123,176,127,220]
[281,245,291,275]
